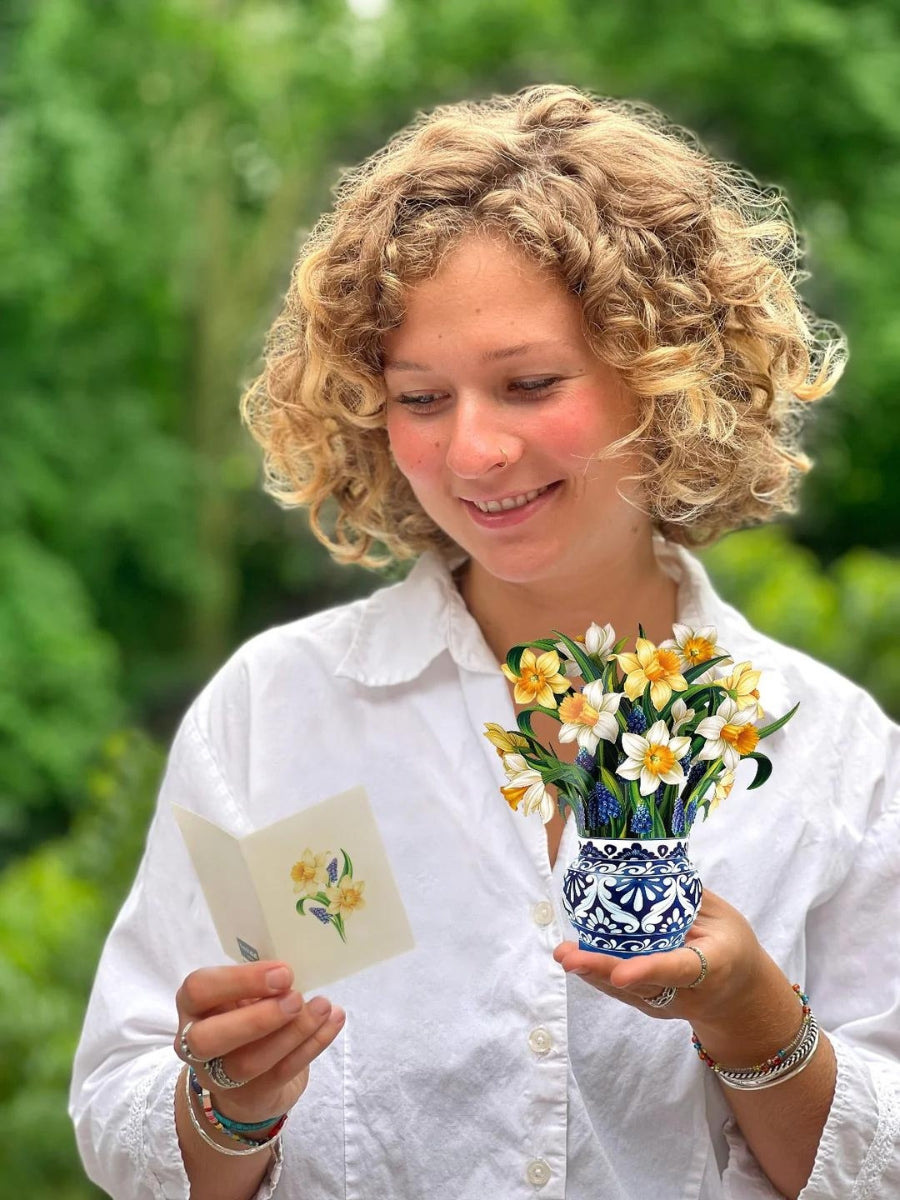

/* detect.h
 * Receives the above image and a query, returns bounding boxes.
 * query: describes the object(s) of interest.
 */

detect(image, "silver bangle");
[715,1018,820,1091]
[183,1069,279,1156]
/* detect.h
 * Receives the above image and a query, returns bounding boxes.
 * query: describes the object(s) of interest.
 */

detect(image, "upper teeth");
[473,486,549,513]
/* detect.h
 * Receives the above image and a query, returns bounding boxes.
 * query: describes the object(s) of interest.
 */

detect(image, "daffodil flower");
[584,622,617,660]
[290,849,331,895]
[710,770,736,811]
[501,648,569,708]
[669,698,696,735]
[483,722,529,757]
[558,684,623,754]
[617,638,688,710]
[501,753,554,822]
[667,623,729,671]
[718,662,764,718]
[616,720,691,796]
[324,879,366,914]
[695,698,761,771]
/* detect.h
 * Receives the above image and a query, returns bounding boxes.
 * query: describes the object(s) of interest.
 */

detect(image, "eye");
[395,392,447,411]
[510,377,562,394]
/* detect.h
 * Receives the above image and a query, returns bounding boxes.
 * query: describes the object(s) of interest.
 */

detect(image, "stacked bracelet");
[691,984,821,1092]
[185,1068,287,1155]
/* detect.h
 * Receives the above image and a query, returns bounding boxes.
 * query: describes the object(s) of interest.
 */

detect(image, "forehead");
[385,235,585,354]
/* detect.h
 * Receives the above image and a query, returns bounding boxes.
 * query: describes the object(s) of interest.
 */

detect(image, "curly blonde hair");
[241,84,844,567]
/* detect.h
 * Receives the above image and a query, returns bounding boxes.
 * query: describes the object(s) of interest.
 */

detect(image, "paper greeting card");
[172,786,415,992]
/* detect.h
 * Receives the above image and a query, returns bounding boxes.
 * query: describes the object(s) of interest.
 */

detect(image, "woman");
[70,85,900,1199]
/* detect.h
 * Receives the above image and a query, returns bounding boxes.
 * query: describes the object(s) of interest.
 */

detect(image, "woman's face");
[383,235,646,586]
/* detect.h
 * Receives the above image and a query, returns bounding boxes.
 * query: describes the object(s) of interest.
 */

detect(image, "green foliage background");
[2,0,898,1194]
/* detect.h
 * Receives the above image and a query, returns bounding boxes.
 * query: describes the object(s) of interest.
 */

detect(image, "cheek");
[385,414,441,483]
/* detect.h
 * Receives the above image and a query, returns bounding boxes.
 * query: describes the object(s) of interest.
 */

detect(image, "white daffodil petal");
[616,760,643,780]
[592,712,620,743]
[577,727,600,754]
[639,768,658,795]
[646,720,670,744]
[668,735,692,759]
[695,716,725,739]
[621,731,649,758]
[698,741,724,761]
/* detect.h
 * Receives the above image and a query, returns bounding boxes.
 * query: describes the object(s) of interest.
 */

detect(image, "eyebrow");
[383,340,568,372]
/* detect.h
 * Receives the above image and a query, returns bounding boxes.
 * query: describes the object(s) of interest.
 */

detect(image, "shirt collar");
[335,538,756,688]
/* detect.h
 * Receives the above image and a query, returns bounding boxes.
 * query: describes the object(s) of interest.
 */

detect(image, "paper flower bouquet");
[486,623,797,955]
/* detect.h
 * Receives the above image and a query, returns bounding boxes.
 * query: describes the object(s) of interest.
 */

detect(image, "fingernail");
[266,966,291,992]
[572,968,590,976]
[330,1007,346,1025]
[279,991,304,1014]
[307,996,331,1018]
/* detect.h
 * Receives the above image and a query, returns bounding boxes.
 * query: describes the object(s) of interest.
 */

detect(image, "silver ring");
[205,1055,246,1090]
[497,446,509,468]
[644,986,677,1009]
[177,1020,205,1065]
[686,945,709,989]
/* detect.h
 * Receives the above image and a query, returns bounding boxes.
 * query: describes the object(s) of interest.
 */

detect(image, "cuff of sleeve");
[140,1055,283,1200]
[800,1037,900,1200]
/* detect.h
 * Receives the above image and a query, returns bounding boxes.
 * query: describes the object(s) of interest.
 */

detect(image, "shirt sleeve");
[68,708,286,1200]
[727,695,900,1199]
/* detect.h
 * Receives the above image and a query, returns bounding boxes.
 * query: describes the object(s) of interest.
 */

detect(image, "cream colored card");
[172,786,415,992]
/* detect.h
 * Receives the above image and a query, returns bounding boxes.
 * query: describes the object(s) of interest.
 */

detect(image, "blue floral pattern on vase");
[562,837,702,957]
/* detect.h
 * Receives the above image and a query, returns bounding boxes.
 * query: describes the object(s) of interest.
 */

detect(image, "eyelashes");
[395,377,563,410]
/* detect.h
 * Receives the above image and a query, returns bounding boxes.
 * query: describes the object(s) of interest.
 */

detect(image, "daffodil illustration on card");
[291,848,365,943]
[487,623,797,957]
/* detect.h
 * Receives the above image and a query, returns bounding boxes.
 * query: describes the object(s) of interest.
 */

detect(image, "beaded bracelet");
[691,984,821,1091]
[183,1069,279,1157]
[186,1069,287,1152]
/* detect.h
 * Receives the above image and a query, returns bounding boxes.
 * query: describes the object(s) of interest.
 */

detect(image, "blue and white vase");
[562,837,702,957]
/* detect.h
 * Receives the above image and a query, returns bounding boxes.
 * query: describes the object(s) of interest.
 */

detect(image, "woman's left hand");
[553,887,763,1020]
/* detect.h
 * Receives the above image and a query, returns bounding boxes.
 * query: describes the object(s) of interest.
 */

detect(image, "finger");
[608,945,710,993]
[177,961,293,1022]
[260,1006,347,1090]
[198,993,335,1077]
[184,990,330,1064]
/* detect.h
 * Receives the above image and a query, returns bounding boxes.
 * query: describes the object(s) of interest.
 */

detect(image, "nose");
[445,395,522,480]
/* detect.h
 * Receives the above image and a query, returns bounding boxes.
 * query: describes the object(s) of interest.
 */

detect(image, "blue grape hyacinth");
[630,804,652,835]
[592,783,621,825]
[626,707,647,734]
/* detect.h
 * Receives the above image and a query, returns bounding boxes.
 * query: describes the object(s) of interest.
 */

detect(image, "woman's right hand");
[174,960,345,1123]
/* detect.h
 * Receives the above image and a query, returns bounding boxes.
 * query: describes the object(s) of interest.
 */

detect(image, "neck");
[458,534,679,662]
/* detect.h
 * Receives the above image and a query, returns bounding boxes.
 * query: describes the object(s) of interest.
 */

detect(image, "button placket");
[532,900,554,926]
[528,1027,552,1056]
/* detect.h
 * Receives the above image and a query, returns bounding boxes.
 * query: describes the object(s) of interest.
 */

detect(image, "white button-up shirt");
[70,541,900,1199]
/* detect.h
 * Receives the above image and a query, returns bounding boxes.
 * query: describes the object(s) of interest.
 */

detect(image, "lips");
[460,480,562,526]
[467,484,553,513]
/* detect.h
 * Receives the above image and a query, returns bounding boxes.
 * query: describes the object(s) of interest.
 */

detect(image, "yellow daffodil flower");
[483,723,529,758]
[324,879,366,915]
[501,648,569,708]
[616,638,688,710]
[709,770,736,811]
[290,849,331,895]
[616,720,691,796]
[718,662,764,718]
[695,698,760,772]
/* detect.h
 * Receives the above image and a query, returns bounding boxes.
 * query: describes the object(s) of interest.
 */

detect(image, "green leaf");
[744,752,773,790]
[333,913,347,943]
[683,654,731,683]
[551,630,602,682]
[340,849,353,880]
[599,766,623,802]
[757,701,800,740]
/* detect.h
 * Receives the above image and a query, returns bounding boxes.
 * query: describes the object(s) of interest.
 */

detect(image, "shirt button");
[528,1027,552,1056]
[526,1158,551,1188]
[532,900,554,926]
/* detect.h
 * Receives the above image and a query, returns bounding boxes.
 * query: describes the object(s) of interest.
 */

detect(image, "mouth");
[465,483,556,513]
[460,480,562,526]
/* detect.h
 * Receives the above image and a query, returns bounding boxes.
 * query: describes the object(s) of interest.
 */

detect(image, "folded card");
[172,786,415,992]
